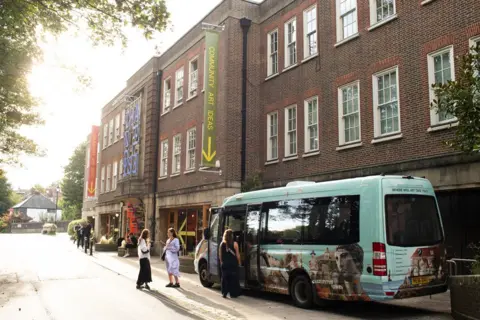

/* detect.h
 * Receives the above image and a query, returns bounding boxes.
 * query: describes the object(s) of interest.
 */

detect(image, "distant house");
[12,192,61,222]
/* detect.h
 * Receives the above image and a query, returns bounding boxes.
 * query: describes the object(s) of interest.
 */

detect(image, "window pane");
[304,196,360,244]
[263,200,303,244]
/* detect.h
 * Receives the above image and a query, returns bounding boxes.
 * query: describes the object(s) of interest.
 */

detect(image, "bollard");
[90,239,93,256]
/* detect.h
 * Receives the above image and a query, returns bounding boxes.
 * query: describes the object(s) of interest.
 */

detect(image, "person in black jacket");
[219,229,242,298]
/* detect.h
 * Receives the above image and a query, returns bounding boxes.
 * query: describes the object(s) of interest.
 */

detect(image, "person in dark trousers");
[75,224,82,247]
[136,229,152,290]
[78,225,84,248]
[83,224,92,250]
[73,224,80,244]
[219,229,242,298]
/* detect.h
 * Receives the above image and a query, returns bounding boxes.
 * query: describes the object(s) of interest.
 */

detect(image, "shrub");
[469,242,480,275]
[67,218,87,236]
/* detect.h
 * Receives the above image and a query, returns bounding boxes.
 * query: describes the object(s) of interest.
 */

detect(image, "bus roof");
[222,175,430,207]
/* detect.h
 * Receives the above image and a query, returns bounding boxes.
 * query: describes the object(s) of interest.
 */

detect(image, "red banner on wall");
[87,125,99,197]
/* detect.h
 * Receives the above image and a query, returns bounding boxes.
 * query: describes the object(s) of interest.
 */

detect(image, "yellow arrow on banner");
[202,137,216,162]
[87,182,95,195]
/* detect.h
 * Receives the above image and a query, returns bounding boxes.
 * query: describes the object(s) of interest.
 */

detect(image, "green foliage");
[0,171,14,213]
[0,213,12,233]
[241,173,263,192]
[9,192,23,206]
[469,242,480,275]
[431,43,480,153]
[62,204,81,221]
[0,0,170,164]
[61,142,87,211]
[67,218,87,236]
[32,184,46,194]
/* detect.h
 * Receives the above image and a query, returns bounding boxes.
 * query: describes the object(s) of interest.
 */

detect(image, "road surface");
[0,233,453,320]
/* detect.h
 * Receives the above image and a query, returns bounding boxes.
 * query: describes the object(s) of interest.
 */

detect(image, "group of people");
[135,227,242,299]
[73,223,93,249]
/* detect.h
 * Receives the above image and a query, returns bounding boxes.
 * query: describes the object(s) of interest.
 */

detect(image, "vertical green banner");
[202,30,220,167]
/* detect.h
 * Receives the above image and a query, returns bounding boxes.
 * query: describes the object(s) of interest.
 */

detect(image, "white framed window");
[186,128,196,171]
[189,58,199,98]
[373,67,400,138]
[267,29,279,76]
[284,105,297,157]
[428,46,456,126]
[106,164,112,192]
[103,124,108,149]
[100,166,105,193]
[160,139,168,177]
[266,112,278,161]
[303,6,317,59]
[112,161,118,190]
[108,119,114,145]
[338,81,361,145]
[115,114,121,141]
[175,68,184,107]
[120,109,125,138]
[336,0,358,42]
[369,0,396,26]
[284,18,297,68]
[304,97,319,152]
[119,158,123,180]
[163,78,171,113]
[172,134,181,174]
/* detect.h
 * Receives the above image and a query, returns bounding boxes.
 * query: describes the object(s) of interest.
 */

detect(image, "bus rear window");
[385,195,443,247]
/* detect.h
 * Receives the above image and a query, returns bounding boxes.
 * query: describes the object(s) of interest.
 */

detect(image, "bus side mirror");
[204,228,210,239]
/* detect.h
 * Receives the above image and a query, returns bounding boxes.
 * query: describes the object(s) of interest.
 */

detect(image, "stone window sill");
[265,159,279,166]
[302,53,318,64]
[283,155,299,162]
[265,73,279,82]
[421,0,437,6]
[302,151,320,158]
[368,14,398,32]
[282,63,298,73]
[170,173,181,178]
[186,94,197,102]
[334,33,360,48]
[427,121,458,132]
[336,142,363,151]
[158,176,168,180]
[371,133,403,144]
[184,169,196,174]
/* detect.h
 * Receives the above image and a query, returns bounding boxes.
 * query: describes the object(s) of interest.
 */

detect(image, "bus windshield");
[385,194,443,247]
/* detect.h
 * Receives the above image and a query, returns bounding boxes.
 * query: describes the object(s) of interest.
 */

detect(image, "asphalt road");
[0,233,454,320]
[0,233,194,320]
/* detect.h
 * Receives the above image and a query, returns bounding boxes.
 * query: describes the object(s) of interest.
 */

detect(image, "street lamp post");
[55,186,59,224]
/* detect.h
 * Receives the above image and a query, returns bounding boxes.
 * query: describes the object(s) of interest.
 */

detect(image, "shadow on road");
[140,288,206,320]
[203,285,450,319]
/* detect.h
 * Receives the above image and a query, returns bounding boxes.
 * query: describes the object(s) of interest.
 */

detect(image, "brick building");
[83,0,480,258]
[154,0,480,257]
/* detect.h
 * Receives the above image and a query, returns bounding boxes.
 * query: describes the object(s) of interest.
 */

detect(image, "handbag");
[161,250,166,261]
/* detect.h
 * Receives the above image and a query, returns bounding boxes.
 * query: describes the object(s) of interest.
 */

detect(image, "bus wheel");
[199,261,213,288]
[290,275,313,309]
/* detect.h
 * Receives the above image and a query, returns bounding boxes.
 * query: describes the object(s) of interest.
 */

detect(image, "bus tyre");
[199,261,213,288]
[290,275,313,309]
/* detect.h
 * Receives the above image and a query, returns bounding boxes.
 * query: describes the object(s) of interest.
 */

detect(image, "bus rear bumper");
[393,283,448,299]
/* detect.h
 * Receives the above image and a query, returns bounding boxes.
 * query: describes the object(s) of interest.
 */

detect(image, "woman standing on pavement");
[219,229,241,298]
[163,228,181,288]
[136,229,152,290]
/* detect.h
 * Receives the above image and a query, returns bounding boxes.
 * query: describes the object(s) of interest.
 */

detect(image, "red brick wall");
[256,0,480,185]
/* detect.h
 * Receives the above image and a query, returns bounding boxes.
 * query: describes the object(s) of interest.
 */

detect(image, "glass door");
[245,204,261,287]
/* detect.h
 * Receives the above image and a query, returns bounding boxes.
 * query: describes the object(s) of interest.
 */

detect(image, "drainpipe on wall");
[151,70,163,244]
[240,17,252,187]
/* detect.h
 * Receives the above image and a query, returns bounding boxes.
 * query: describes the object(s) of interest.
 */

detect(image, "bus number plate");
[411,276,431,286]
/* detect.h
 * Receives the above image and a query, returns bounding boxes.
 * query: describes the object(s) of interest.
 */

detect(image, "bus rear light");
[373,242,387,276]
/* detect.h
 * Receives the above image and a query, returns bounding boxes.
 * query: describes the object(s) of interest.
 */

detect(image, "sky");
[4,0,229,190]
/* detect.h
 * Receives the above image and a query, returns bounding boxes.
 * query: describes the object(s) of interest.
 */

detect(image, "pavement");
[0,233,454,320]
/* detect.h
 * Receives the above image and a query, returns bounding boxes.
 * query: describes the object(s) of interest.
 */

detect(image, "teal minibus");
[194,175,447,308]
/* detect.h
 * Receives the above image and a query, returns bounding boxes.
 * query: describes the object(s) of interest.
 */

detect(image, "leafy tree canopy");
[432,43,480,153]
[0,0,170,164]
[61,141,87,213]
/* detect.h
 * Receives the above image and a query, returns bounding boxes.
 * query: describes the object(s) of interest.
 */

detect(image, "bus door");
[223,205,247,287]
[245,204,261,288]
[207,207,222,283]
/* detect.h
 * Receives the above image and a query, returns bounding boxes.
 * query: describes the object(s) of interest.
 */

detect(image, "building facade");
[82,0,480,258]
[154,0,480,258]
[81,131,99,222]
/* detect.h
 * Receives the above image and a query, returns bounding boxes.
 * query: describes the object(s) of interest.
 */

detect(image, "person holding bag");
[162,228,181,288]
[136,229,152,290]
[219,229,241,298]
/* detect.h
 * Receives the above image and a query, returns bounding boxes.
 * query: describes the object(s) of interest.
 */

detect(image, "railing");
[446,258,477,276]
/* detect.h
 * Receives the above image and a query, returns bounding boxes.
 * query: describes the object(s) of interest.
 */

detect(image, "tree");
[61,141,87,219]
[0,170,14,213]
[431,43,480,153]
[0,0,170,164]
[9,192,23,207]
[32,184,46,194]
